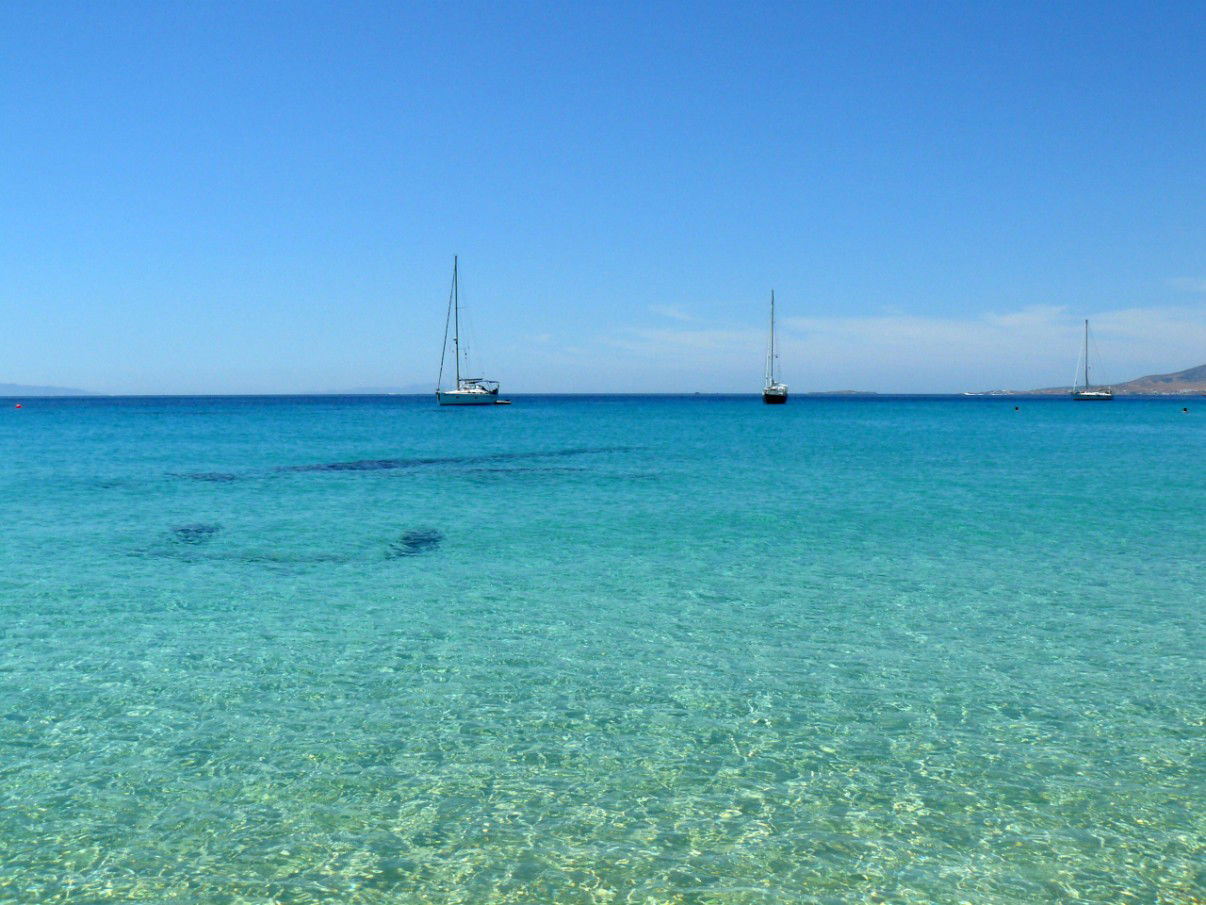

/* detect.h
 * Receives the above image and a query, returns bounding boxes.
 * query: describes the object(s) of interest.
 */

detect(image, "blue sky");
[2,0,1202,393]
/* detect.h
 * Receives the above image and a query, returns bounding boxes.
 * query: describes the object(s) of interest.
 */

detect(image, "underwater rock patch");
[173,472,239,483]
[172,523,222,544]
[386,528,444,558]
[279,446,636,474]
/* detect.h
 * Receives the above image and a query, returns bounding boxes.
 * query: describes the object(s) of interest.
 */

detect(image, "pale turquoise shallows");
[0,395,1202,904]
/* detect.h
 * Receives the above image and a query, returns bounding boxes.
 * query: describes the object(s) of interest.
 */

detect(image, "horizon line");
[5,391,1204,400]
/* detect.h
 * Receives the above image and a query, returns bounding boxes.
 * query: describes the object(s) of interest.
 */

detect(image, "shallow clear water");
[1,395,1202,904]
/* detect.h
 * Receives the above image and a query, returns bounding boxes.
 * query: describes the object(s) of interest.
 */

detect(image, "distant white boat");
[762,290,788,404]
[1071,319,1112,401]
[435,257,508,406]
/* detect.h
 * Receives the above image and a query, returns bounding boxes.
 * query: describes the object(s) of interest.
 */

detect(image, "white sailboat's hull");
[1071,390,1113,401]
[436,390,503,406]
[436,257,508,406]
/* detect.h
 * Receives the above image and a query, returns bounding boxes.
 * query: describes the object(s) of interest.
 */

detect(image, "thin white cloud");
[983,305,1068,328]
[570,304,1205,393]
[782,305,1205,391]
[607,326,760,353]
[649,304,694,321]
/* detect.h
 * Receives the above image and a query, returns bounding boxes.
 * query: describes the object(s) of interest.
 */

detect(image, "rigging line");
[1073,320,1087,390]
[437,261,456,391]
[1088,323,1106,385]
[458,270,484,379]
[463,300,482,377]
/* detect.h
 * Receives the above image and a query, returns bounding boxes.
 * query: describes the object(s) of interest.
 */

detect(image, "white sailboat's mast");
[453,256,461,388]
[1083,319,1090,390]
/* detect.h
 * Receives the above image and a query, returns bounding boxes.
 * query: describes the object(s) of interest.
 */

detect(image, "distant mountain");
[0,382,93,396]
[994,364,1206,395]
[1114,364,1206,394]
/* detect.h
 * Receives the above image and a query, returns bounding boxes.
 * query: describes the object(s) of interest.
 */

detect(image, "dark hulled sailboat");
[762,290,788,404]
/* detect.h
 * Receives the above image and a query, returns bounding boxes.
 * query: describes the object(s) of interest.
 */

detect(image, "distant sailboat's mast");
[453,256,461,388]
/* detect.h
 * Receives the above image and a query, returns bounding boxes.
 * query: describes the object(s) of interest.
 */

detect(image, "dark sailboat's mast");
[765,290,777,386]
[770,290,776,383]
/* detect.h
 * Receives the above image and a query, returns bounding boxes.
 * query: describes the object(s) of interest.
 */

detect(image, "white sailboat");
[1071,318,1112,401]
[436,257,508,406]
[762,290,788,404]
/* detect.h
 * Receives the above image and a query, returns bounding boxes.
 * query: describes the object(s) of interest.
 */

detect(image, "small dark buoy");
[1014,405,1019,411]
[1183,407,1189,414]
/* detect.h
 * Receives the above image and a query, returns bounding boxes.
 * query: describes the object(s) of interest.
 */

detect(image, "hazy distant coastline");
[983,363,1206,396]
[0,383,94,396]
[6,363,1203,398]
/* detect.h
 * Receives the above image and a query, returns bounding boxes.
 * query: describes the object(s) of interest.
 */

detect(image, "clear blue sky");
[2,0,1202,393]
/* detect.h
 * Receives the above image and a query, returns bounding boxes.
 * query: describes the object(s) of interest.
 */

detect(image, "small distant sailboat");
[1071,318,1112,401]
[762,290,788,404]
[436,256,508,406]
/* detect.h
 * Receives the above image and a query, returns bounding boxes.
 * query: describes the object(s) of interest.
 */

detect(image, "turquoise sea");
[1,395,1202,904]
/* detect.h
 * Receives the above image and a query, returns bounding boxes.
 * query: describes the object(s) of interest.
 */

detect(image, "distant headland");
[0,383,94,396]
